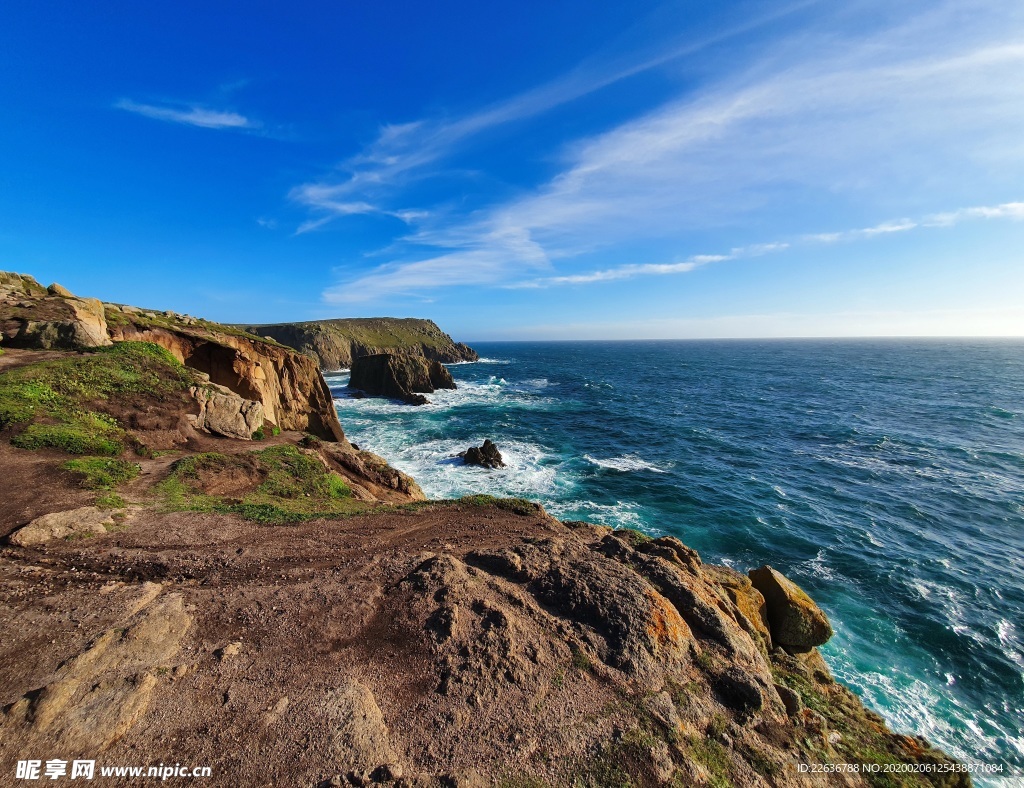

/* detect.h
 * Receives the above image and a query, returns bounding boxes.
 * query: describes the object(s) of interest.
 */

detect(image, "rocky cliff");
[0,271,970,786]
[0,272,345,442]
[241,317,478,370]
[349,353,457,405]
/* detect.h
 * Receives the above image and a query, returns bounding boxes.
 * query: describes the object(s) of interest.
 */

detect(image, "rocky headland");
[241,318,479,371]
[349,354,457,406]
[0,271,969,786]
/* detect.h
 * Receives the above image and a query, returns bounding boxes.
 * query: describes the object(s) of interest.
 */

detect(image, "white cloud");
[291,2,816,233]
[323,225,549,303]
[924,201,1024,226]
[115,99,255,130]
[315,1,1024,302]
[508,200,1023,290]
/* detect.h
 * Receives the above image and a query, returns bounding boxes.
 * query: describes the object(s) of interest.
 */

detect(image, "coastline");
[0,273,995,785]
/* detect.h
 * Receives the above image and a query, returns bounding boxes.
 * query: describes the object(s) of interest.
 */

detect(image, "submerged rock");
[748,565,833,650]
[458,439,505,469]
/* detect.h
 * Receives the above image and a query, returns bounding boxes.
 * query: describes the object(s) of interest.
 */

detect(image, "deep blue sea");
[327,340,1024,781]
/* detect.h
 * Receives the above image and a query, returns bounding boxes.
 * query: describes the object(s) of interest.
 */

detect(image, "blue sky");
[2,0,1023,340]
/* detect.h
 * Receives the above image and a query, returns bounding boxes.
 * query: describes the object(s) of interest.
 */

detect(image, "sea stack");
[349,352,456,405]
[459,439,505,468]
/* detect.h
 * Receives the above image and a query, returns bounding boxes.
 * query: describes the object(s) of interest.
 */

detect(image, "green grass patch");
[0,341,194,456]
[613,528,652,546]
[95,492,127,509]
[687,736,731,788]
[160,445,362,524]
[64,456,140,489]
[13,421,123,455]
[570,646,593,672]
[458,493,539,516]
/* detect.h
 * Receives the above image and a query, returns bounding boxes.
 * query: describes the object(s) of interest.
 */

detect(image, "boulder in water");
[459,439,505,469]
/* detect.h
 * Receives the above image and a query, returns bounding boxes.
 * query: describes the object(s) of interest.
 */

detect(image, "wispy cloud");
[316,1,1024,303]
[289,183,429,234]
[290,2,817,232]
[509,200,1024,290]
[322,225,549,303]
[115,99,255,130]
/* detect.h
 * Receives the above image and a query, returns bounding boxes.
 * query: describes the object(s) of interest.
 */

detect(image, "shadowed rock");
[458,439,505,468]
[349,353,456,405]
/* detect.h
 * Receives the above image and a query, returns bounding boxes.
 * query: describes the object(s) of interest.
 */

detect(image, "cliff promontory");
[241,317,478,370]
[0,271,969,786]
[1,272,344,442]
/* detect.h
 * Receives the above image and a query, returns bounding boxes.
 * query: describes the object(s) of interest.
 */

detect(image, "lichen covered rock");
[749,564,833,650]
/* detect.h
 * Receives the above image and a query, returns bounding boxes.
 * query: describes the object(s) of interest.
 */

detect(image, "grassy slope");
[246,317,462,353]
[0,342,193,455]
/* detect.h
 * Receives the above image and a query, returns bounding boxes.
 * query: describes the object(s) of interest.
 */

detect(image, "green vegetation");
[64,456,140,489]
[458,493,539,516]
[570,646,593,672]
[613,528,652,546]
[772,664,941,787]
[247,317,458,353]
[252,426,266,440]
[0,341,193,456]
[159,444,362,524]
[95,492,127,509]
[13,419,123,455]
[686,736,731,788]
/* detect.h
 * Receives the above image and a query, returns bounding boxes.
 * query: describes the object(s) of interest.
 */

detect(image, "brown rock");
[189,384,264,440]
[349,353,456,404]
[46,282,74,297]
[10,506,115,546]
[748,565,833,650]
[108,322,345,441]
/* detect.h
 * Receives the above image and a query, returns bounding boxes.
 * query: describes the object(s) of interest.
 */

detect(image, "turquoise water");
[328,339,1024,780]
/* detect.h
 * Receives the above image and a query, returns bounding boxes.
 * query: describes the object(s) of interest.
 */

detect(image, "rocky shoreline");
[0,270,970,786]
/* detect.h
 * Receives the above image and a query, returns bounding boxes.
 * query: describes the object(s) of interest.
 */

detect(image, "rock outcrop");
[0,273,112,349]
[749,564,834,651]
[105,311,345,442]
[348,353,456,405]
[458,439,505,468]
[189,383,265,440]
[1,585,191,753]
[241,317,478,370]
[9,506,116,546]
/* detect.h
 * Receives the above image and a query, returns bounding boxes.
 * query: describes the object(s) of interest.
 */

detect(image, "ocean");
[326,339,1024,781]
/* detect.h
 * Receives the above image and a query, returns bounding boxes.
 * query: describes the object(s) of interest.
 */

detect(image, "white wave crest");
[584,454,667,473]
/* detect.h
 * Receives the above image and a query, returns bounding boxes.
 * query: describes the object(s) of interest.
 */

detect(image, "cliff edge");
[0,271,970,786]
[241,317,479,370]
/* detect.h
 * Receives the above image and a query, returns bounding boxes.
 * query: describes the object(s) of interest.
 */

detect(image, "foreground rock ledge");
[0,500,968,787]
